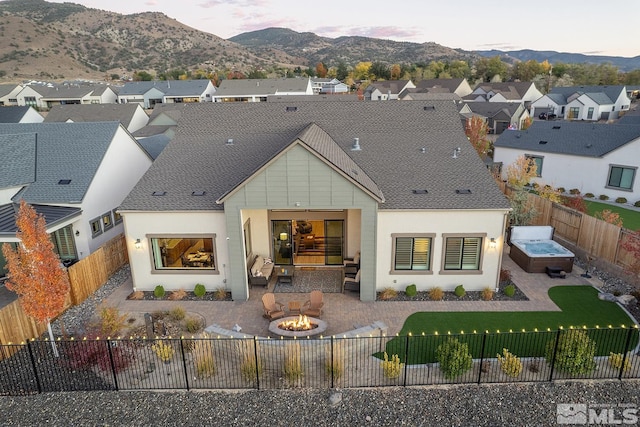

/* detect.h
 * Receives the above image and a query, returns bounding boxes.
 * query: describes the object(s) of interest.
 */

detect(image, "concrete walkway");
[103,249,602,338]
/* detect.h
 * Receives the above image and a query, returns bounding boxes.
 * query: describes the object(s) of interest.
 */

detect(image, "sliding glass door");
[272,220,293,265]
[325,220,344,265]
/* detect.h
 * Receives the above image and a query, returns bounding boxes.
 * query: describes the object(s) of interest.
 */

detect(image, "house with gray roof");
[364,80,415,101]
[212,78,313,102]
[0,122,153,276]
[0,106,43,123]
[0,84,23,106]
[463,82,543,106]
[459,102,529,134]
[14,84,119,110]
[118,80,216,108]
[411,78,473,98]
[493,121,640,203]
[44,103,149,133]
[119,100,511,302]
[531,85,631,121]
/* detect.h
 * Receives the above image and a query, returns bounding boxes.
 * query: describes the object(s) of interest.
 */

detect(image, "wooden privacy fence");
[501,184,637,272]
[67,234,128,305]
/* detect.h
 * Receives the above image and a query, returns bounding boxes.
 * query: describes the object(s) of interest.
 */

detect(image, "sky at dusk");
[46,0,640,58]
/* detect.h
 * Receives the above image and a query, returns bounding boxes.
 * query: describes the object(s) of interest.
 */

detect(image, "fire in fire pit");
[278,315,318,332]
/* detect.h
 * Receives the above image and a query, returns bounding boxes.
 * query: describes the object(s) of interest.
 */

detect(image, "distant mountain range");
[0,0,637,83]
[477,50,640,72]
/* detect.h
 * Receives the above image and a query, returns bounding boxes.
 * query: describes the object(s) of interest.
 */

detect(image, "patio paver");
[102,248,602,338]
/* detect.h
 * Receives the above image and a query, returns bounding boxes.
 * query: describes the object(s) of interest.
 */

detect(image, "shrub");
[381,352,403,379]
[168,306,186,321]
[615,197,627,204]
[194,283,206,298]
[635,200,640,207]
[236,340,262,382]
[325,342,344,381]
[168,289,187,301]
[557,187,565,193]
[405,284,417,297]
[499,268,511,283]
[569,188,580,195]
[528,360,540,373]
[193,333,215,378]
[283,342,303,383]
[436,338,473,379]
[379,287,398,300]
[96,305,128,336]
[608,352,631,372]
[454,285,466,297]
[65,335,134,373]
[545,329,596,375]
[481,361,491,373]
[154,285,165,298]
[428,287,444,301]
[584,193,594,198]
[503,284,516,297]
[497,348,522,378]
[185,316,203,333]
[213,286,228,300]
[599,194,609,200]
[151,340,174,363]
[481,287,494,301]
[128,290,144,300]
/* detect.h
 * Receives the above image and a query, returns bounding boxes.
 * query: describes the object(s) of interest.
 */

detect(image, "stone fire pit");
[268,315,328,338]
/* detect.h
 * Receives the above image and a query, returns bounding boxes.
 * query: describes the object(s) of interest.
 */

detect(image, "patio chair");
[343,270,360,292]
[262,293,286,320]
[344,250,360,274]
[302,290,324,317]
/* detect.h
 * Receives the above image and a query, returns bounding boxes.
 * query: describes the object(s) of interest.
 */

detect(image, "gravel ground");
[1,381,640,426]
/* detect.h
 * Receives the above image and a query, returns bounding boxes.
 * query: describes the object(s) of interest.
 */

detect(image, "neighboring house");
[119,100,511,302]
[131,103,190,153]
[0,106,44,123]
[212,78,313,102]
[531,85,631,121]
[311,78,350,94]
[364,80,415,100]
[459,102,529,134]
[463,82,543,106]
[0,84,22,106]
[411,78,473,98]
[0,122,153,276]
[44,103,149,133]
[118,80,216,108]
[493,121,640,202]
[30,85,119,110]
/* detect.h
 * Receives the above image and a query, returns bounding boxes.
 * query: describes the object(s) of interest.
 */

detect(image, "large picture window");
[391,234,434,273]
[150,235,217,271]
[607,165,636,190]
[443,235,483,271]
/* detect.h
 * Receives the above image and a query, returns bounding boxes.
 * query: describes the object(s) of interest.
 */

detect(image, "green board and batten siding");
[224,144,379,301]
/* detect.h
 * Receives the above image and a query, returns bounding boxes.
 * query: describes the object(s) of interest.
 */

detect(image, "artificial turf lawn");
[384,286,639,364]
[584,200,640,231]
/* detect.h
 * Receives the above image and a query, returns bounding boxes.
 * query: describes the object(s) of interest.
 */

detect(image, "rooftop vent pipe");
[351,137,361,151]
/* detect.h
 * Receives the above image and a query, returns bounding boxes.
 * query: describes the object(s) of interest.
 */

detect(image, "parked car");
[538,112,557,120]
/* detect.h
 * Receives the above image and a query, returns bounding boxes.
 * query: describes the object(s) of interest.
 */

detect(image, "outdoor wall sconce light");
[490,237,497,249]
[134,238,142,249]
[75,230,80,236]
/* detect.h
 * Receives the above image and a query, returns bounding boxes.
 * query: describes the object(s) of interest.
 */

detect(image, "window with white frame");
[607,165,636,190]
[442,235,484,271]
[150,235,217,272]
[391,234,434,273]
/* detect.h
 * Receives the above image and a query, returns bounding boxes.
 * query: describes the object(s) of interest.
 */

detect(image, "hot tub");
[508,226,575,273]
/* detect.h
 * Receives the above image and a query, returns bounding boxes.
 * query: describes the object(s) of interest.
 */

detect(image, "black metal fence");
[1,327,639,395]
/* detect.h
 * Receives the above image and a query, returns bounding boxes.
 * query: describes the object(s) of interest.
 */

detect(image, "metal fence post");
[26,340,42,394]
[253,337,260,390]
[548,330,562,382]
[477,332,487,384]
[619,327,634,381]
[330,336,334,389]
[403,335,410,387]
[106,338,119,391]
[180,338,190,390]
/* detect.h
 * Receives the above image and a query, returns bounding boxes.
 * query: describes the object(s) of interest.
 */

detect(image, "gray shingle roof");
[119,80,210,96]
[550,85,626,103]
[120,101,510,212]
[0,203,82,236]
[136,134,171,160]
[415,78,465,92]
[493,121,640,157]
[0,84,19,98]
[365,80,412,95]
[39,86,95,99]
[214,78,310,97]
[0,106,33,123]
[44,104,143,129]
[0,122,122,204]
[462,102,521,118]
[0,133,36,187]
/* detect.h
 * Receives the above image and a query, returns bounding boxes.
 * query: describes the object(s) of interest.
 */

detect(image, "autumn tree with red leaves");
[464,116,491,158]
[620,230,640,277]
[315,62,328,78]
[2,200,70,357]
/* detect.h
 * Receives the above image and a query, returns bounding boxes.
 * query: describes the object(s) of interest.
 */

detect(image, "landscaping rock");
[617,294,637,305]
[597,292,617,302]
[328,391,342,406]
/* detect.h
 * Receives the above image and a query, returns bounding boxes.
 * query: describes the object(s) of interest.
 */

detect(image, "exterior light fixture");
[279,233,288,241]
[134,239,142,249]
[490,237,497,248]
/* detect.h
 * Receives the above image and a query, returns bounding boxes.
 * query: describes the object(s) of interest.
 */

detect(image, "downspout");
[495,210,510,292]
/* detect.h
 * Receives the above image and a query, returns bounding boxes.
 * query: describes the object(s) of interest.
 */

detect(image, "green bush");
[557,187,565,193]
[454,285,466,298]
[436,338,473,379]
[615,197,627,204]
[503,284,516,297]
[168,306,186,321]
[545,329,596,375]
[497,348,522,378]
[584,193,594,198]
[599,194,609,201]
[154,285,165,298]
[635,201,640,207]
[569,188,580,195]
[185,316,203,333]
[194,283,206,298]
[405,284,417,297]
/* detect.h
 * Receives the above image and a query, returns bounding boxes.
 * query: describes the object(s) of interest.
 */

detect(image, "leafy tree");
[1,201,70,357]
[464,116,491,158]
[247,68,267,79]
[521,116,533,130]
[510,59,545,81]
[390,64,401,80]
[594,209,623,227]
[315,62,327,78]
[475,56,508,82]
[448,60,471,79]
[561,195,587,213]
[133,70,153,81]
[370,62,390,80]
[506,155,537,188]
[620,231,640,275]
[352,61,373,80]
[428,60,446,78]
[623,70,640,86]
[336,61,349,81]
[537,184,562,203]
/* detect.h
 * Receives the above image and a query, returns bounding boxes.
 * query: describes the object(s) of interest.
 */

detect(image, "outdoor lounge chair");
[344,251,360,275]
[262,293,286,320]
[302,290,324,317]
[343,270,360,292]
